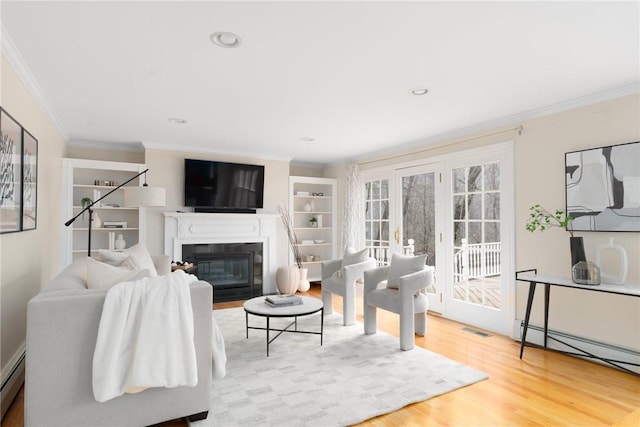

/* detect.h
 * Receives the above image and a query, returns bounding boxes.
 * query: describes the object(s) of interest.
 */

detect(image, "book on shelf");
[265,295,303,307]
[103,221,127,228]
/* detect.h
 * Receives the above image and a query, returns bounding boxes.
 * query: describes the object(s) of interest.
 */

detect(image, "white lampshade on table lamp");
[124,185,166,207]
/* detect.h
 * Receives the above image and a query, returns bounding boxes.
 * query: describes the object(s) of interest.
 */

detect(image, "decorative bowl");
[314,239,325,244]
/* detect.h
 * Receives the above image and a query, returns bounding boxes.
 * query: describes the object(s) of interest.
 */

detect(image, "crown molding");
[67,139,145,153]
[141,140,293,163]
[1,25,68,140]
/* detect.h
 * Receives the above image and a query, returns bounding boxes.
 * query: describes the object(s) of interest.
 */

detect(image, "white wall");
[0,54,65,388]
[143,148,291,270]
[327,93,640,350]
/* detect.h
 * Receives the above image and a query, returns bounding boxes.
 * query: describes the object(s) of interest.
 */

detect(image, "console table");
[515,269,640,374]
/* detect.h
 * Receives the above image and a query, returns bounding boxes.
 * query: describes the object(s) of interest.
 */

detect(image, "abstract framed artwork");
[565,141,640,232]
[22,129,38,230]
[0,108,22,234]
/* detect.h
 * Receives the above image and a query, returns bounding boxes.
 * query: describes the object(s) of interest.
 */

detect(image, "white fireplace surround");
[163,212,279,295]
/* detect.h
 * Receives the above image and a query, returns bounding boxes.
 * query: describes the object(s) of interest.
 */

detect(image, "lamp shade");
[124,186,166,207]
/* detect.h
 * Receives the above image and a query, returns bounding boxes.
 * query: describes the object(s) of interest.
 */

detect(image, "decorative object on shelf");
[278,205,302,268]
[108,232,115,250]
[595,238,628,284]
[81,197,92,219]
[115,234,126,250]
[92,212,103,228]
[314,239,325,244]
[525,204,585,268]
[93,189,101,207]
[296,191,309,196]
[298,267,310,292]
[276,265,300,295]
[571,261,601,285]
[303,202,312,212]
[1,107,38,233]
[64,168,165,256]
[309,216,318,228]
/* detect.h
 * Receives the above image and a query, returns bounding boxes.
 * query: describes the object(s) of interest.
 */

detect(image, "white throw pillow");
[96,243,158,276]
[86,257,151,290]
[386,253,426,289]
[341,247,368,269]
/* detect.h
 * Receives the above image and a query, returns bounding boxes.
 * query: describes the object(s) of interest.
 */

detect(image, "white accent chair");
[363,253,434,350]
[321,248,377,326]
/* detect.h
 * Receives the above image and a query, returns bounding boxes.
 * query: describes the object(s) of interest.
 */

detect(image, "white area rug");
[191,307,488,427]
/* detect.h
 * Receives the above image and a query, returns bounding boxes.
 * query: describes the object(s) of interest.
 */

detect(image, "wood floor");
[3,284,639,426]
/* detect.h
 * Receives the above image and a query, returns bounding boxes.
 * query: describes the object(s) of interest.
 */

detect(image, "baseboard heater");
[1,350,25,419]
[517,321,640,375]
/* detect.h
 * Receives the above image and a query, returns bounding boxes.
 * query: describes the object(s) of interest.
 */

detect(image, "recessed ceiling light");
[300,137,315,142]
[168,118,187,124]
[410,88,429,96]
[210,31,241,48]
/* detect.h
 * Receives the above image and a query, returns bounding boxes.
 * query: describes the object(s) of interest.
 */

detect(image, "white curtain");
[341,163,363,251]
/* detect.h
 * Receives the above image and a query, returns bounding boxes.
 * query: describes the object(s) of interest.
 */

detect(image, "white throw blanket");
[93,270,198,403]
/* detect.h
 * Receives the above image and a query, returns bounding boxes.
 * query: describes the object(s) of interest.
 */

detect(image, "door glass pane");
[452,163,502,310]
[484,192,500,220]
[401,172,435,292]
[468,194,482,219]
[468,165,482,192]
[484,163,500,191]
[453,195,466,219]
[454,222,465,246]
[453,168,465,193]
[364,179,391,265]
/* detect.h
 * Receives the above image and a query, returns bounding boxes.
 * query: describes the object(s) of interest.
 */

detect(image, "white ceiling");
[2,1,639,166]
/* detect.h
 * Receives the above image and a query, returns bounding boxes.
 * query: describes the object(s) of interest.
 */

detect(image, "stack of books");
[265,295,303,307]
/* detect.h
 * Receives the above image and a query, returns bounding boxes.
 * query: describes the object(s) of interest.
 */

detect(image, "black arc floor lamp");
[64,168,166,256]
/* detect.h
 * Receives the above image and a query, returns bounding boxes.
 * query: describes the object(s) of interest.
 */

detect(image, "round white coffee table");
[243,296,324,357]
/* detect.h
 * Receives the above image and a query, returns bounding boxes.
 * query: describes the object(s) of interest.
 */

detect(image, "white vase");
[91,212,102,228]
[298,268,310,292]
[595,238,628,285]
[303,202,312,212]
[115,234,126,250]
[276,265,300,295]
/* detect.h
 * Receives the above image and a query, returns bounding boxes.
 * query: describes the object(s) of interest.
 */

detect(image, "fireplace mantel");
[163,212,279,295]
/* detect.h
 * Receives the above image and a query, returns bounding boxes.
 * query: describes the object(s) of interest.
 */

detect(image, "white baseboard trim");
[1,345,26,419]
[513,320,640,375]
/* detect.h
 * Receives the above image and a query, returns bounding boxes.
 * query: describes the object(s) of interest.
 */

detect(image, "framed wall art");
[1,108,22,234]
[565,141,640,232]
[22,129,38,230]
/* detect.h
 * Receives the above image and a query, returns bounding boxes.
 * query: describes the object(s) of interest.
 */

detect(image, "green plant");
[525,204,574,237]
[81,197,92,219]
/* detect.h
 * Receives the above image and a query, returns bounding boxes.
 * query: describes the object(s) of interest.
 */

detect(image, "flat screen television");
[184,158,265,213]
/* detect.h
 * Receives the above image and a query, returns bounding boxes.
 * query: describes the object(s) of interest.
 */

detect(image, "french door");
[362,142,514,334]
[394,164,444,313]
[444,151,513,333]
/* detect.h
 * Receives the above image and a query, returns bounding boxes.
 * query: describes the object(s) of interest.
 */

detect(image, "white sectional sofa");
[25,256,213,426]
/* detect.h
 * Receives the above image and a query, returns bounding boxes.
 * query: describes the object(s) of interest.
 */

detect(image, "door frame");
[358,140,515,334]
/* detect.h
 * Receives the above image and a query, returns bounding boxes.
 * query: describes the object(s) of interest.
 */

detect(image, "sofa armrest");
[152,255,171,276]
[343,258,377,284]
[364,265,391,293]
[321,258,343,280]
[398,266,434,299]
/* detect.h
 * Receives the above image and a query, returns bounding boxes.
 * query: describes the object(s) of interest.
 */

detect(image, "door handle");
[394,227,400,244]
